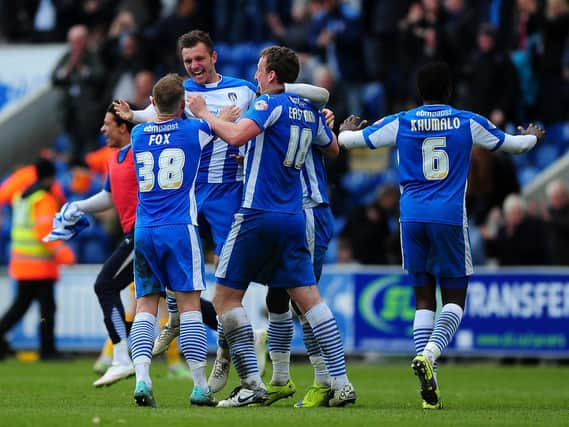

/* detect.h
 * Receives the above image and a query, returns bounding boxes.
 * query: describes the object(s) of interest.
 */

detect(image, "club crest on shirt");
[255,100,268,111]
[228,92,237,104]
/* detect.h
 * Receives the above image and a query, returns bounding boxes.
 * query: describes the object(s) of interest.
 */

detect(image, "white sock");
[309,355,330,387]
[134,357,151,388]
[112,340,131,366]
[270,351,290,386]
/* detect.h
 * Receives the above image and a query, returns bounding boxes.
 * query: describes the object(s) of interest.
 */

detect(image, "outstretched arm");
[499,123,545,154]
[113,99,156,123]
[285,83,329,109]
[337,115,370,149]
[66,191,114,218]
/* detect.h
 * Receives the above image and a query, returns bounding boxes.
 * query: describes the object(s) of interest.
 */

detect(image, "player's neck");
[155,113,178,122]
[262,84,284,95]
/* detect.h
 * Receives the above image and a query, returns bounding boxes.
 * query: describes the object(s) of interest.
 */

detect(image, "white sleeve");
[498,134,538,154]
[73,190,114,213]
[338,130,368,149]
[132,104,156,123]
[284,83,329,109]
[339,118,398,150]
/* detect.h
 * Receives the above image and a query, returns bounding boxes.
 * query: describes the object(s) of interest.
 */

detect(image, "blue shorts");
[401,221,473,283]
[305,205,334,282]
[215,209,316,289]
[134,224,206,298]
[195,181,243,256]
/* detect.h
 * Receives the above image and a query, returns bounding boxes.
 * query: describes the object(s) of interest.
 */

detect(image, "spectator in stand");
[398,0,447,106]
[0,159,76,360]
[103,31,152,103]
[312,65,350,217]
[146,0,210,73]
[544,179,569,265]
[340,184,399,265]
[534,0,569,124]
[52,24,106,166]
[463,23,521,127]
[130,70,155,109]
[482,194,549,265]
[467,145,520,226]
[362,0,411,111]
[442,0,479,72]
[309,0,366,116]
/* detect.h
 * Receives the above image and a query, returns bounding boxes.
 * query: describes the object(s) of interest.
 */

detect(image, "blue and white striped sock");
[131,312,156,387]
[299,314,329,386]
[179,310,208,390]
[413,309,437,375]
[424,303,464,362]
[217,321,229,352]
[413,309,435,355]
[268,311,293,386]
[220,307,262,387]
[304,302,348,390]
[165,290,179,326]
[111,307,130,365]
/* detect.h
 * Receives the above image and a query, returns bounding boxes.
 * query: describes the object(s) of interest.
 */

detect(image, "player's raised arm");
[187,93,260,146]
[498,123,546,153]
[113,99,156,123]
[470,113,546,154]
[284,83,329,109]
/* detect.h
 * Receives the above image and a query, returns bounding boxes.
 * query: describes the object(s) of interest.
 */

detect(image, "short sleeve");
[468,113,506,151]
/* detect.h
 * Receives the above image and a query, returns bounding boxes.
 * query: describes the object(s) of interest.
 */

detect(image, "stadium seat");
[517,165,540,187]
[324,237,338,263]
[362,82,385,120]
[217,63,241,79]
[214,42,232,63]
[81,238,110,264]
[533,143,559,171]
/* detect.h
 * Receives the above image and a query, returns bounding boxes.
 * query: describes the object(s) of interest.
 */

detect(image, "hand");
[230,153,245,166]
[218,105,241,122]
[517,123,546,141]
[61,202,83,222]
[339,115,368,133]
[113,99,134,122]
[322,108,335,129]
[187,93,208,118]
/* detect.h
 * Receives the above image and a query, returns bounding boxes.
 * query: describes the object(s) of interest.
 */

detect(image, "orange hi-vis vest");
[9,188,75,280]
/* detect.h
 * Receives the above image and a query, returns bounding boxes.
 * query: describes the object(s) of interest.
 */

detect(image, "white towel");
[43,203,89,242]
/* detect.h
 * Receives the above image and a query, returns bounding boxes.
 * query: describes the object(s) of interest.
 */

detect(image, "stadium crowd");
[1,0,569,268]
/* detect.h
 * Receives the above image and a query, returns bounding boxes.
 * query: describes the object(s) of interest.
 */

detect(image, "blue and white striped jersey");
[131,118,214,227]
[242,93,333,213]
[301,146,329,208]
[183,75,256,184]
[361,105,506,226]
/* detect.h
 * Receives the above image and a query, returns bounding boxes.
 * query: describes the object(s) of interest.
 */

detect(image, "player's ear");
[212,50,218,64]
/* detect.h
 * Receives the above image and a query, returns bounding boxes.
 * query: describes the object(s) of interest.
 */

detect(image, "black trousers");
[94,232,134,344]
[0,279,56,356]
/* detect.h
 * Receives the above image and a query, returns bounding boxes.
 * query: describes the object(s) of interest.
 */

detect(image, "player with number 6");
[337,61,545,410]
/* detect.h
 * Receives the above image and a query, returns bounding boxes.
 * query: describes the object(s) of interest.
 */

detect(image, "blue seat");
[217,63,241,79]
[81,238,109,264]
[517,165,539,187]
[362,81,385,120]
[533,143,559,171]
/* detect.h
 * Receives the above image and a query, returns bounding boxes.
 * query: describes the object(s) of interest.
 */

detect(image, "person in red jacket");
[0,158,75,360]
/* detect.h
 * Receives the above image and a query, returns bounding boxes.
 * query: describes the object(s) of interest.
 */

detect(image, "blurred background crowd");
[1,0,568,268]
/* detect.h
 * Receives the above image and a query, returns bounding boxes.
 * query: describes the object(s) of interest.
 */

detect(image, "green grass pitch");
[0,358,567,427]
